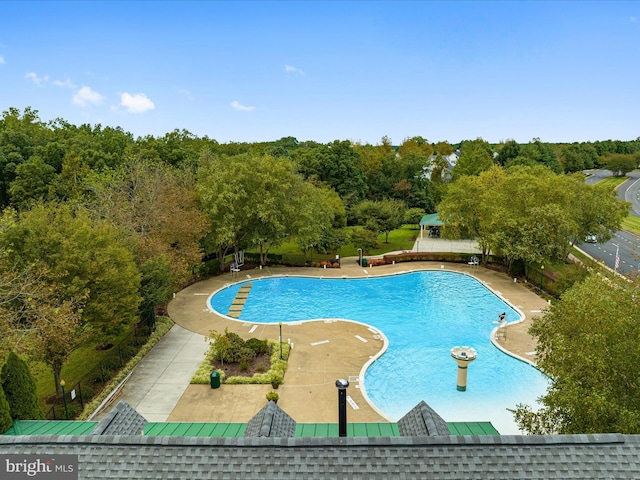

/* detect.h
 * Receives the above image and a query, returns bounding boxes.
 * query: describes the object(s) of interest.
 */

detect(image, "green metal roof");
[4,420,498,437]
[295,423,400,437]
[448,422,500,436]
[420,213,443,226]
[143,422,247,437]
[4,420,98,436]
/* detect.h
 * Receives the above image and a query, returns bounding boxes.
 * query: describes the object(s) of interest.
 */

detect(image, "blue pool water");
[209,271,547,433]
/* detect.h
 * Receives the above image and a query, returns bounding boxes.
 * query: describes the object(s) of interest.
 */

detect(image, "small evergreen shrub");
[1,351,44,420]
[0,384,13,434]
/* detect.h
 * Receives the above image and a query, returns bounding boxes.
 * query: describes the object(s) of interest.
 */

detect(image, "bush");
[246,338,269,356]
[266,391,279,402]
[1,351,44,420]
[0,384,12,434]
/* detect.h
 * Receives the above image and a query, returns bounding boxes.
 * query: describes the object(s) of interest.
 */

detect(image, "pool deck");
[165,256,549,425]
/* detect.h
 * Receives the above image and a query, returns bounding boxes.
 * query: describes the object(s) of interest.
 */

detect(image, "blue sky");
[1,1,638,144]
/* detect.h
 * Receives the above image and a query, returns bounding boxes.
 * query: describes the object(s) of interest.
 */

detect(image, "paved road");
[617,171,640,218]
[582,169,640,275]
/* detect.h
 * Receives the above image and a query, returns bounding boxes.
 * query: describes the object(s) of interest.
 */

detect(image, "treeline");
[0,106,637,395]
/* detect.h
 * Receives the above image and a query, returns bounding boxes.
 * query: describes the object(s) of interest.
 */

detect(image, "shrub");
[0,384,12,434]
[266,391,279,402]
[246,338,269,356]
[1,351,44,420]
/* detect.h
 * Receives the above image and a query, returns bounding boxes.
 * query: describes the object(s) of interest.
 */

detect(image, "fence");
[45,323,154,420]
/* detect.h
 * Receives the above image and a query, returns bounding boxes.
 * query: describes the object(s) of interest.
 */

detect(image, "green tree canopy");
[514,274,640,434]
[451,138,494,180]
[0,203,141,337]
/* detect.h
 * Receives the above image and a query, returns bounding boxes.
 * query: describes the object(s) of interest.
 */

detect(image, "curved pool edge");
[206,268,540,421]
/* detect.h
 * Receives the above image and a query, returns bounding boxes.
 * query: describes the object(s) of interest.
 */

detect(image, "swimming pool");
[209,271,547,434]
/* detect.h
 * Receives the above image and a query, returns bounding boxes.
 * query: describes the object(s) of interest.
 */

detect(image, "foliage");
[1,351,44,420]
[85,157,208,287]
[438,165,629,266]
[404,207,425,227]
[353,199,405,243]
[348,228,378,254]
[191,339,290,385]
[0,383,12,434]
[451,138,494,179]
[266,391,279,402]
[513,274,640,434]
[0,203,141,338]
[25,288,89,394]
[197,151,334,268]
[602,153,639,176]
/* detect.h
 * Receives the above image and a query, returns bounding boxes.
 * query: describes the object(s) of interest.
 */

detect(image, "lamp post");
[335,378,349,437]
[279,322,283,360]
[539,265,544,294]
[60,379,69,420]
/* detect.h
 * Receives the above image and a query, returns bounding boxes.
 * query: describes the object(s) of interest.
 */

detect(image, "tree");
[0,203,141,337]
[8,155,56,210]
[349,228,378,254]
[513,274,640,434]
[1,351,43,420]
[602,153,638,176]
[198,151,334,268]
[438,166,506,263]
[354,199,405,243]
[495,140,520,166]
[26,289,88,394]
[85,156,207,287]
[291,140,366,207]
[0,383,12,434]
[451,138,494,180]
[404,207,425,228]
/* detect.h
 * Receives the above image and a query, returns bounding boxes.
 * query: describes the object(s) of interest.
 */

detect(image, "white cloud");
[53,78,77,88]
[284,64,305,76]
[120,92,155,113]
[25,72,49,85]
[231,100,255,111]
[72,86,104,107]
[0,56,4,64]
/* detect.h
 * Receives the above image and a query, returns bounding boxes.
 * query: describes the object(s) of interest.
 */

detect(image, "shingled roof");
[397,400,450,436]
[1,433,639,479]
[91,400,148,436]
[244,400,296,438]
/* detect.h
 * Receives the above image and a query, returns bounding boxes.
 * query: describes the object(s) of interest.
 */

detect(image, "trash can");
[362,258,368,267]
[210,371,220,389]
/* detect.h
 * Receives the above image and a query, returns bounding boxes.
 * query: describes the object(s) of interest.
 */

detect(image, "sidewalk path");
[116,325,209,422]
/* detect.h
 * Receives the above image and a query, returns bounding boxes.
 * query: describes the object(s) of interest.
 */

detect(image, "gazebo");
[419,213,443,239]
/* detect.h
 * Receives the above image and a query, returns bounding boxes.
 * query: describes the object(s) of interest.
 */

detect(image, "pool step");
[227,284,252,318]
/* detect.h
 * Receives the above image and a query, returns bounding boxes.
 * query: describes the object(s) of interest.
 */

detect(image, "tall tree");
[451,138,494,180]
[0,203,141,337]
[514,274,640,434]
[86,156,208,288]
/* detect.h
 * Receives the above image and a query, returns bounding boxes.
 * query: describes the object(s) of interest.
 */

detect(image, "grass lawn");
[598,176,628,190]
[32,326,142,413]
[267,224,420,258]
[621,215,640,237]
